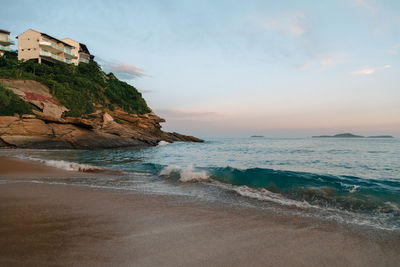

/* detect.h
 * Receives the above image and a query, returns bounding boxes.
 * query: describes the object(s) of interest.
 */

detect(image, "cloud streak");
[350,65,391,75]
[100,59,148,80]
[386,44,400,55]
[297,53,348,70]
[155,109,219,119]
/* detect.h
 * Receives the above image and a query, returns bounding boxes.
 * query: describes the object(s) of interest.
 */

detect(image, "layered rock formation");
[0,79,203,149]
[1,79,68,118]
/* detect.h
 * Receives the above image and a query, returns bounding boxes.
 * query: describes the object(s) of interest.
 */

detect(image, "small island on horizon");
[312,133,394,138]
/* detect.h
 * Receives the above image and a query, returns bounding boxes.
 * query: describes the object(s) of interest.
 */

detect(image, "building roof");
[41,33,73,48]
[16,29,73,48]
[0,29,10,34]
[60,37,94,59]
[79,43,91,54]
[61,38,78,46]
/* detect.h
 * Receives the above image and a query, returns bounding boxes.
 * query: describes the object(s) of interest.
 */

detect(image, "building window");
[22,49,24,51]
[28,48,31,51]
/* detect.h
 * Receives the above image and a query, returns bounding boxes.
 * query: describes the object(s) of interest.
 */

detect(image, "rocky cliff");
[0,79,203,149]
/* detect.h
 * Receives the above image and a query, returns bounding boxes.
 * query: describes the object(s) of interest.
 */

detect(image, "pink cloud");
[100,59,148,79]
[350,65,390,75]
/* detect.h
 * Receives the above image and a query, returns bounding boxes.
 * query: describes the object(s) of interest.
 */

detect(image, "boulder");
[70,131,147,149]
[111,111,140,124]
[102,112,114,127]
[101,120,139,138]
[33,112,94,129]
[49,123,87,138]
[0,116,19,128]
[170,132,204,142]
[43,102,68,118]
[0,135,72,149]
[33,112,65,123]
[22,114,36,119]
[22,119,53,136]
[64,117,94,129]
[46,123,145,149]
[1,118,53,137]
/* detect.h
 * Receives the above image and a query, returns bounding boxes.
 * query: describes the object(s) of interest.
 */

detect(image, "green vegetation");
[0,51,151,117]
[0,82,33,116]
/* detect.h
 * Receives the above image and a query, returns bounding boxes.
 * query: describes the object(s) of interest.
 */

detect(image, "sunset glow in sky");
[2,0,399,137]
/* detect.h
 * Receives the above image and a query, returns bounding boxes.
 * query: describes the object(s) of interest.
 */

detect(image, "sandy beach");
[0,156,399,267]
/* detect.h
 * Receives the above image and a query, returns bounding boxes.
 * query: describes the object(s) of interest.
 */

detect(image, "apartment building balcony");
[0,36,14,46]
[0,45,11,52]
[79,58,89,63]
[40,50,66,63]
[39,40,64,54]
[79,52,90,64]
[64,49,78,59]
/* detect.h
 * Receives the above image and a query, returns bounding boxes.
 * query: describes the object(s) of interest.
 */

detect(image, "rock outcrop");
[0,79,203,149]
[0,112,202,149]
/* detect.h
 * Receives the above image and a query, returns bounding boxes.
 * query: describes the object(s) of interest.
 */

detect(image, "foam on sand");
[16,156,107,173]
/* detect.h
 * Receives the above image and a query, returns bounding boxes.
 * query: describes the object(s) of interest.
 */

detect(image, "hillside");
[0,52,202,148]
[0,51,150,117]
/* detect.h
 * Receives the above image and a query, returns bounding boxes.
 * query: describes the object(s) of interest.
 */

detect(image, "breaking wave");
[16,156,112,173]
[159,165,209,182]
[207,167,400,213]
[157,164,400,229]
[158,141,171,146]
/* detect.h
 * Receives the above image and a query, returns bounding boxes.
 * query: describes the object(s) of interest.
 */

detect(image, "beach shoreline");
[0,156,399,266]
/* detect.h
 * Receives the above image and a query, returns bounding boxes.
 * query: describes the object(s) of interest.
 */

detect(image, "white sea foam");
[180,166,209,182]
[158,141,172,146]
[230,185,314,209]
[159,165,210,182]
[159,165,180,176]
[41,159,102,172]
[349,185,360,193]
[385,202,400,211]
[16,156,103,172]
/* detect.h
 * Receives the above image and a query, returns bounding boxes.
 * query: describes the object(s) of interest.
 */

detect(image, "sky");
[1,0,399,137]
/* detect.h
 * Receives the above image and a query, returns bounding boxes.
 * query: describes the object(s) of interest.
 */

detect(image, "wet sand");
[0,156,399,266]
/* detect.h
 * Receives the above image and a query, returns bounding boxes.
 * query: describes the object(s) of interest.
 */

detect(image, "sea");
[1,137,399,231]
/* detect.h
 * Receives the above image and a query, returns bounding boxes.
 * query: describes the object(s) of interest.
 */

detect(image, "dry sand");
[0,156,399,266]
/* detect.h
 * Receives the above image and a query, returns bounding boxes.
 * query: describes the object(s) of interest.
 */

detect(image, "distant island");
[313,133,363,138]
[251,135,264,138]
[312,133,394,138]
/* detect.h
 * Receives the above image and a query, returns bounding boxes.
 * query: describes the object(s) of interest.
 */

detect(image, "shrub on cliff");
[0,83,33,116]
[0,55,150,117]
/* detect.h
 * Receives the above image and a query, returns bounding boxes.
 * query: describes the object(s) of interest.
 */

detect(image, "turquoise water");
[2,137,400,231]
